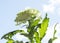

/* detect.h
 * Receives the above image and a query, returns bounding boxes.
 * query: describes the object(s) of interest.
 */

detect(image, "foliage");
[48,23,57,43]
[1,8,57,43]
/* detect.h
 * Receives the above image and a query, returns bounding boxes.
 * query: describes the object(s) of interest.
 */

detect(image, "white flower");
[15,8,40,24]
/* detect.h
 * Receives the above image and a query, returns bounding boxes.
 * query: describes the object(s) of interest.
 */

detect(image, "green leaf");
[27,18,40,34]
[20,33,29,37]
[34,32,41,43]
[48,37,57,43]
[1,30,25,40]
[14,41,23,43]
[48,38,52,43]
[38,14,49,40]
[31,19,40,27]
[53,23,57,41]
[6,39,14,43]
[53,37,57,41]
[53,23,57,38]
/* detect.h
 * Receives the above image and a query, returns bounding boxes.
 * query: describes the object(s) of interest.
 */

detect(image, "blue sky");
[0,0,60,43]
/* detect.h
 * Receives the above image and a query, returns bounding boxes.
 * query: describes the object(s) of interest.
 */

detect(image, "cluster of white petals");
[15,8,40,24]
